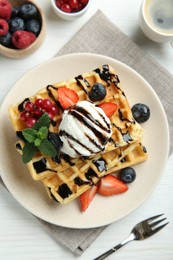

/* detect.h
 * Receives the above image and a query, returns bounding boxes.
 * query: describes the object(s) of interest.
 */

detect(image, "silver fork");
[94,214,168,260]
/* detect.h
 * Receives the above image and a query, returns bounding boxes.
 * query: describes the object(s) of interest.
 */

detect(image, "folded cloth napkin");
[1,9,173,256]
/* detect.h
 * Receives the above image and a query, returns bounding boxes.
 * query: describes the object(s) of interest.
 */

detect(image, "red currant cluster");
[55,0,89,13]
[20,98,59,128]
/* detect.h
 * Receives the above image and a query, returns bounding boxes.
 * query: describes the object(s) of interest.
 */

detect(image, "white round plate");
[0,53,169,228]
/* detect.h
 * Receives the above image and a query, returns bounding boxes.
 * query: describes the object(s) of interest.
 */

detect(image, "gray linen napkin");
[1,9,173,256]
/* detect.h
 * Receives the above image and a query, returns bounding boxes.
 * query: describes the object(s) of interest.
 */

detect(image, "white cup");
[139,0,173,43]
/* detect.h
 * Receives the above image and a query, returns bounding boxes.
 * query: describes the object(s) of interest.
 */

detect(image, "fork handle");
[94,247,118,260]
[93,233,135,260]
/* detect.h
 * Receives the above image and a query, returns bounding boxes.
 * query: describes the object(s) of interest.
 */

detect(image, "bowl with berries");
[51,0,90,20]
[0,0,46,58]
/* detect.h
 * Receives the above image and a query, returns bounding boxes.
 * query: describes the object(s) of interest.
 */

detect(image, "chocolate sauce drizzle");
[85,168,98,184]
[74,158,107,187]
[85,133,103,150]
[49,188,59,202]
[75,106,111,133]
[75,75,90,92]
[94,65,113,83]
[93,65,126,96]
[58,183,72,199]
[16,143,22,150]
[74,177,90,186]
[68,110,108,146]
[18,98,30,112]
[46,85,63,110]
[118,109,135,124]
[92,158,107,172]
[75,65,125,99]
[120,157,126,163]
[61,153,75,166]
[33,158,57,174]
[59,130,95,154]
[139,143,147,153]
[117,147,123,159]
[16,131,26,142]
[109,137,119,147]
[122,131,133,143]
[49,152,74,166]
[113,123,133,143]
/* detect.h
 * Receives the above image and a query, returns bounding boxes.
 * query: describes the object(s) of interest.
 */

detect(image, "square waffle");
[9,64,148,204]
[42,142,148,203]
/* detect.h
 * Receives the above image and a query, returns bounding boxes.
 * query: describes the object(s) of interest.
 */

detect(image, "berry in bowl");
[51,0,90,20]
[0,0,46,58]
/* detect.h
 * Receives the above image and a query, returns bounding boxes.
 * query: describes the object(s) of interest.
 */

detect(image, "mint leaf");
[22,128,37,143]
[22,142,38,164]
[33,113,50,131]
[34,138,42,147]
[21,113,54,162]
[38,139,57,157]
[38,126,48,140]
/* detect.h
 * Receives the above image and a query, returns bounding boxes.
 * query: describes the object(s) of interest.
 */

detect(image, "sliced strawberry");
[98,175,128,196]
[80,185,98,212]
[98,102,117,118]
[57,87,79,109]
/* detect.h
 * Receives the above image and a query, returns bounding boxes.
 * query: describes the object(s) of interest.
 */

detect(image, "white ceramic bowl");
[51,0,90,21]
[0,0,46,59]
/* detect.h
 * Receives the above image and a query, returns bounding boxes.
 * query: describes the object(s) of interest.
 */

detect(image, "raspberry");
[0,0,12,20]
[0,18,8,36]
[12,30,36,49]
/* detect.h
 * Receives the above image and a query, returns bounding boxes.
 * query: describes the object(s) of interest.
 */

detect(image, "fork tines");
[147,213,169,233]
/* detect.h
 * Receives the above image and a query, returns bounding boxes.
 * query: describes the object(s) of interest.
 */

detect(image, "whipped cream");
[59,101,112,158]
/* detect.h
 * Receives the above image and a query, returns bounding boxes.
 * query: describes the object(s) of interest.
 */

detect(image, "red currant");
[60,3,71,13]
[47,112,54,120]
[20,111,31,121]
[79,0,88,5]
[56,0,64,8]
[26,117,37,128]
[42,99,53,111]
[24,101,34,112]
[34,108,43,118]
[75,2,83,11]
[69,0,79,9]
[34,98,43,108]
[49,105,59,116]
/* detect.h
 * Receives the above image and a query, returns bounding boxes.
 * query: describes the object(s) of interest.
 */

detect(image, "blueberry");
[0,32,12,47]
[119,167,136,183]
[132,103,150,123]
[88,83,106,101]
[9,17,25,33]
[11,7,20,18]
[48,132,63,162]
[19,3,38,20]
[48,132,63,151]
[26,19,40,36]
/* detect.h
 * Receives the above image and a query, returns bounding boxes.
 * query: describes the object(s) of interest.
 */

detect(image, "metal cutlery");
[94,213,168,260]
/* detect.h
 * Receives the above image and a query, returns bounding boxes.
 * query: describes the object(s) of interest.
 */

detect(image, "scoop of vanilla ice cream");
[59,101,112,158]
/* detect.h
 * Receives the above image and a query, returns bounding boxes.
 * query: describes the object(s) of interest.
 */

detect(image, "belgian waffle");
[43,142,148,203]
[9,64,147,204]
[9,65,144,145]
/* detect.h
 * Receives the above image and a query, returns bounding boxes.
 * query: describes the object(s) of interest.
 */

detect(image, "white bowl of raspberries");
[51,0,90,20]
[0,0,46,58]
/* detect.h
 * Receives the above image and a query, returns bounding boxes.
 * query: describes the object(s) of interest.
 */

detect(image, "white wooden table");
[0,1,173,259]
